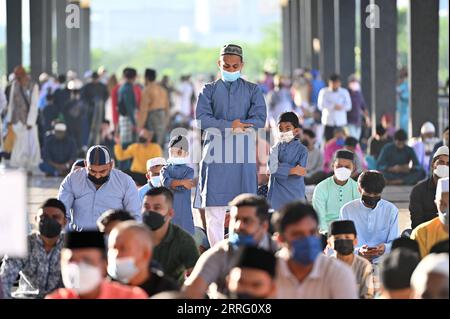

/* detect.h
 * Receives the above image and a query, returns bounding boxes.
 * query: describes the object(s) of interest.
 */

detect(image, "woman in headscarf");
[5,65,41,174]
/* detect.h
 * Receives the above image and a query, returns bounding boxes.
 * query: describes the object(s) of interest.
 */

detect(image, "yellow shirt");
[411,217,449,258]
[114,142,162,174]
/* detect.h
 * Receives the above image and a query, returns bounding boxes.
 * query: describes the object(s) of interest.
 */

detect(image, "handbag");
[3,124,16,153]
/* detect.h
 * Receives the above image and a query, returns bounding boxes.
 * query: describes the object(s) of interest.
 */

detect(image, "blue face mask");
[290,236,322,266]
[228,231,257,248]
[336,138,345,147]
[221,69,241,82]
[167,157,188,165]
[150,175,161,187]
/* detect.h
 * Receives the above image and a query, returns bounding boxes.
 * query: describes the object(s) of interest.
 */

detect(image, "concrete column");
[30,0,53,80]
[310,0,319,70]
[56,0,68,74]
[408,0,439,137]
[317,0,336,81]
[360,0,372,110]
[290,0,301,71]
[6,0,22,75]
[281,1,292,75]
[334,0,355,85]
[370,0,397,130]
[299,0,312,69]
[80,3,91,75]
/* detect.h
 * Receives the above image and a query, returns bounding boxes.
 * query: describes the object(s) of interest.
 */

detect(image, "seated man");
[409,122,440,175]
[410,253,449,299]
[97,209,135,235]
[39,123,77,177]
[46,231,148,299]
[340,170,399,264]
[377,129,425,185]
[378,248,419,299]
[327,220,374,299]
[107,221,178,297]
[114,129,163,186]
[366,124,393,170]
[0,199,67,298]
[343,136,367,177]
[302,129,325,186]
[183,194,278,299]
[138,157,166,203]
[142,187,199,283]
[409,146,449,229]
[411,177,449,258]
[272,201,357,298]
[224,246,277,299]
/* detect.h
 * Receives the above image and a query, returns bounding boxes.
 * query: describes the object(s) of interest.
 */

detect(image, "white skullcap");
[410,253,449,296]
[146,157,167,171]
[433,146,449,160]
[421,122,436,135]
[436,177,449,198]
[54,123,67,132]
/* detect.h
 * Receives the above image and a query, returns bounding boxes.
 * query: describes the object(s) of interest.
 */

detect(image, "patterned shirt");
[0,233,64,298]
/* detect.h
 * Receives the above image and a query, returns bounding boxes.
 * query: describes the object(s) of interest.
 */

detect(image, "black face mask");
[88,174,110,185]
[334,239,354,255]
[142,211,166,231]
[362,195,381,208]
[39,217,62,238]
[138,136,148,144]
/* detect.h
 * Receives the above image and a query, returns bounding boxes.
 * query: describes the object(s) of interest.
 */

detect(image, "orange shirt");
[45,280,148,299]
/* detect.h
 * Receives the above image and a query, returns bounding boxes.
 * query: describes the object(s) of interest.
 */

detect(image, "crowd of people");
[0,43,448,300]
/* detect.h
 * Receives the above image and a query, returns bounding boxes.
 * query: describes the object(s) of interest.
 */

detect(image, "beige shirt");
[138,82,169,128]
[275,249,358,299]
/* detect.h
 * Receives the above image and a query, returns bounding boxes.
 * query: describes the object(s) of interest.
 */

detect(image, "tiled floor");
[26,176,413,232]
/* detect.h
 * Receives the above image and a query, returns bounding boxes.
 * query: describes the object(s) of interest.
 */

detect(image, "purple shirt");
[347,89,366,125]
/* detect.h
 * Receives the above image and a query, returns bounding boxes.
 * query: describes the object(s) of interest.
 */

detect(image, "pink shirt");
[46,280,148,299]
[323,139,366,173]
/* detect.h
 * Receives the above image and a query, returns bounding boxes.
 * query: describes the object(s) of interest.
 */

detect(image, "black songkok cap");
[329,220,357,236]
[231,246,277,279]
[380,248,420,290]
[335,149,354,161]
[64,231,106,250]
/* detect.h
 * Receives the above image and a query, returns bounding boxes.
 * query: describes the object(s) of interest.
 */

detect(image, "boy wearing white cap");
[409,121,440,174]
[138,157,167,203]
[411,177,449,258]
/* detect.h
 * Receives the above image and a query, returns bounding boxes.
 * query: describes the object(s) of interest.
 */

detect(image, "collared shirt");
[58,168,141,231]
[410,217,449,258]
[312,176,360,233]
[152,223,200,283]
[317,87,352,127]
[409,177,438,229]
[45,280,148,299]
[0,233,64,299]
[184,233,278,294]
[275,249,358,299]
[330,252,374,299]
[340,199,399,263]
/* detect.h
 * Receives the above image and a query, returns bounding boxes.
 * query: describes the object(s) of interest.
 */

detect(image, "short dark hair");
[391,237,420,256]
[145,187,174,205]
[229,194,270,223]
[272,201,319,234]
[358,170,386,194]
[394,129,407,142]
[58,74,66,84]
[123,67,137,80]
[278,112,301,129]
[97,209,135,232]
[102,119,110,125]
[303,129,316,139]
[92,71,99,79]
[376,124,386,136]
[41,198,66,216]
[329,73,340,82]
[344,136,358,148]
[145,68,157,82]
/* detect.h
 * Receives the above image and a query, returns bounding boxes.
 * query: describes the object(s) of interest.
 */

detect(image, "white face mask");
[167,157,188,165]
[334,167,352,182]
[107,255,139,284]
[62,262,103,295]
[279,131,295,143]
[434,165,449,179]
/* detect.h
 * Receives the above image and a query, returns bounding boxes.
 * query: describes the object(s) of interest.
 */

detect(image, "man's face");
[333,158,354,173]
[328,234,357,250]
[142,194,173,219]
[229,206,267,243]
[329,80,341,91]
[280,217,318,247]
[86,163,113,179]
[169,147,188,158]
[435,192,449,214]
[422,132,435,140]
[394,139,406,149]
[278,122,300,136]
[61,248,106,277]
[146,165,163,180]
[218,55,243,73]
[432,155,449,171]
[108,230,150,270]
[55,130,66,140]
[36,207,66,229]
[417,273,449,299]
[227,267,275,299]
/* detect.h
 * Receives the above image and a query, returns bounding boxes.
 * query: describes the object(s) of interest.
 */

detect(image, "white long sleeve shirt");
[317,87,352,127]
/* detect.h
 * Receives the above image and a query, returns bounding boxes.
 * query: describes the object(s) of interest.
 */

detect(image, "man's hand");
[290,165,307,176]
[399,164,410,174]
[334,104,343,111]
[182,179,195,190]
[358,245,380,261]
[232,119,253,132]
[375,243,386,256]
[388,165,400,174]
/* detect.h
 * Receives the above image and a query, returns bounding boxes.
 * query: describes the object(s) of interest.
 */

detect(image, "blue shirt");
[377,142,421,171]
[138,183,153,204]
[194,78,267,207]
[161,164,195,236]
[267,139,308,210]
[58,168,141,231]
[340,199,399,263]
